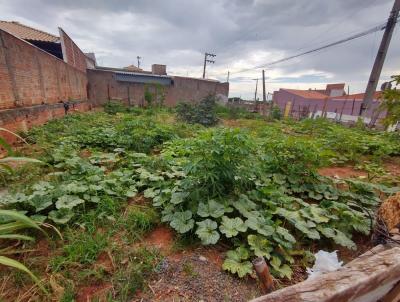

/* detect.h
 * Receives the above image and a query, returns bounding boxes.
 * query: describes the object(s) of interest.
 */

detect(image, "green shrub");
[176,94,219,126]
[104,101,128,114]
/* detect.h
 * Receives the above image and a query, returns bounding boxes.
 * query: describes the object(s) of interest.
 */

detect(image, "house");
[273,84,385,123]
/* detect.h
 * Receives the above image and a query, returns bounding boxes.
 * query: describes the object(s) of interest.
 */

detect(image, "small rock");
[199,255,207,262]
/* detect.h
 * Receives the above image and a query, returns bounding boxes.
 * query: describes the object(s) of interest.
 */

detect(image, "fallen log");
[250,247,400,302]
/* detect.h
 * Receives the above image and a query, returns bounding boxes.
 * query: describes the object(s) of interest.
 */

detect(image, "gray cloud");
[0,0,398,98]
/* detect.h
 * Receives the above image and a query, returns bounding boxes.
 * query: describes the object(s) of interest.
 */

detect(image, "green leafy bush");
[104,101,129,114]
[176,94,219,126]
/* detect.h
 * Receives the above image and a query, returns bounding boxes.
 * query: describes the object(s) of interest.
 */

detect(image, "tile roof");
[0,21,59,43]
[326,83,346,90]
[282,89,328,99]
[333,91,383,100]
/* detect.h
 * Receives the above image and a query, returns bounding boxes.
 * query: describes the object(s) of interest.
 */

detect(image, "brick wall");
[0,29,87,110]
[87,69,229,107]
[59,28,87,73]
[0,101,90,143]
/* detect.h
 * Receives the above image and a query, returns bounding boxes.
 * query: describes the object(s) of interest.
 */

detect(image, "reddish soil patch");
[76,283,113,302]
[128,194,150,206]
[384,157,400,177]
[142,226,175,254]
[34,239,51,257]
[79,149,92,158]
[136,247,261,302]
[94,251,114,274]
[318,166,367,179]
[202,247,224,267]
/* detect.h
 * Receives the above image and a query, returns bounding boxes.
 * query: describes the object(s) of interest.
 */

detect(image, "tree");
[380,75,400,128]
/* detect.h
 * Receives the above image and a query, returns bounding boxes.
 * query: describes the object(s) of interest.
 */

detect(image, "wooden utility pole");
[360,0,400,116]
[137,56,141,69]
[262,70,266,102]
[202,52,216,79]
[227,71,230,82]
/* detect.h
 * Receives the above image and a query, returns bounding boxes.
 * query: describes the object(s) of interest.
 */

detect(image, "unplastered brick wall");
[0,101,90,143]
[0,29,87,110]
[59,28,87,73]
[87,69,229,107]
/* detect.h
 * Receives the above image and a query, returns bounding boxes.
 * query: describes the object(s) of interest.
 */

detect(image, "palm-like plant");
[0,129,48,293]
[0,210,48,293]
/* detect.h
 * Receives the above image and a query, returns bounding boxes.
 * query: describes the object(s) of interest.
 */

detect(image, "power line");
[232,17,399,75]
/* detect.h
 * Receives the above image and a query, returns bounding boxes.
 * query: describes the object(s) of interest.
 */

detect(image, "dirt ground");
[136,228,262,302]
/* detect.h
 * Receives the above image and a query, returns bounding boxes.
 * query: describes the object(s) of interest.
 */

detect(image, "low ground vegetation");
[0,100,399,300]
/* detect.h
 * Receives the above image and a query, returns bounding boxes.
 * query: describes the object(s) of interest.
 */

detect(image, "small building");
[273,84,385,123]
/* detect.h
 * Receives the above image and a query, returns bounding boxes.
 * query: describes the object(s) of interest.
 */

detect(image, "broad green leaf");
[276,226,296,243]
[219,216,247,238]
[270,255,281,271]
[170,211,194,234]
[143,188,158,198]
[29,194,53,212]
[318,227,356,250]
[275,263,293,279]
[195,219,220,245]
[222,247,252,277]
[63,182,88,193]
[48,209,74,224]
[170,192,188,205]
[247,234,273,259]
[222,258,252,278]
[55,195,84,210]
[197,200,225,218]
[245,216,274,236]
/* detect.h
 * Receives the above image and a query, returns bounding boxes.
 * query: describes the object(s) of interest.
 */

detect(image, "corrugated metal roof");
[115,71,172,86]
[0,21,59,43]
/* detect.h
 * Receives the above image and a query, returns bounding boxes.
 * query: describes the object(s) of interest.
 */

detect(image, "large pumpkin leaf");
[219,216,247,238]
[170,211,194,234]
[55,195,85,210]
[48,209,74,224]
[197,200,226,218]
[195,219,220,245]
[222,247,252,278]
[247,234,273,259]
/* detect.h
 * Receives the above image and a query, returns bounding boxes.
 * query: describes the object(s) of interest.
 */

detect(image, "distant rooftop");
[282,89,328,99]
[0,21,59,43]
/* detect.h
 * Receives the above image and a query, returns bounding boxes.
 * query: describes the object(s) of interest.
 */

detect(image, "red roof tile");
[333,91,383,100]
[282,89,328,99]
[0,21,59,43]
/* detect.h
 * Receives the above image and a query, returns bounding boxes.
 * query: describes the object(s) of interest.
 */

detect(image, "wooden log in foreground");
[250,247,400,302]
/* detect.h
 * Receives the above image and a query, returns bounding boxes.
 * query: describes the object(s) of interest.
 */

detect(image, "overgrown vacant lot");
[1,106,400,301]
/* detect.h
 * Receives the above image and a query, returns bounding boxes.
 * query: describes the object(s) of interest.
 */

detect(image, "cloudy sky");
[1,0,399,98]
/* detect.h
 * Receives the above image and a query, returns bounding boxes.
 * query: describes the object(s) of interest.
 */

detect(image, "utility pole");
[137,56,142,69]
[202,52,216,79]
[360,0,400,116]
[253,78,259,102]
[262,70,266,102]
[227,71,230,82]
